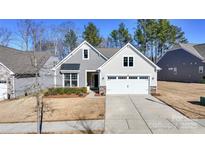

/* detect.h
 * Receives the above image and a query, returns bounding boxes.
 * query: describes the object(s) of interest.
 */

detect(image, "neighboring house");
[157,43,205,83]
[0,46,59,100]
[52,41,161,95]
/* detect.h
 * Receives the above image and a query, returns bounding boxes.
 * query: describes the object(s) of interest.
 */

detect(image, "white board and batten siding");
[99,44,158,95]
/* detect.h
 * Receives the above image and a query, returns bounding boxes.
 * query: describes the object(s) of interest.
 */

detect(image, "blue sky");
[0,19,205,49]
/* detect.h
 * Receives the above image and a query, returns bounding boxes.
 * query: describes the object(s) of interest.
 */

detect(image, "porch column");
[62,73,65,87]
[54,70,56,88]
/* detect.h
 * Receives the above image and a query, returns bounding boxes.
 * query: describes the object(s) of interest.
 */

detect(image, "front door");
[94,74,99,88]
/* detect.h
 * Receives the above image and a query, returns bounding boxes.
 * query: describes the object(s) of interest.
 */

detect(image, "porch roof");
[60,63,80,70]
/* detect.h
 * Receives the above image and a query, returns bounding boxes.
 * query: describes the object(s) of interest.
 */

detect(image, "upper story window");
[199,66,204,74]
[82,49,89,60]
[123,56,133,67]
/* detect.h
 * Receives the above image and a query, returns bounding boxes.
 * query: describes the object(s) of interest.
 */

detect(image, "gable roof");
[166,43,205,61]
[61,63,80,70]
[96,47,120,59]
[52,41,108,70]
[0,45,54,74]
[98,43,161,70]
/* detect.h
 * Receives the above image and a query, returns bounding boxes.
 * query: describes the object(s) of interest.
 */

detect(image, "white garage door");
[106,75,149,94]
[0,80,7,100]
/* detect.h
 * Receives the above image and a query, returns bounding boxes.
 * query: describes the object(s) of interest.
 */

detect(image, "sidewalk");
[0,120,104,134]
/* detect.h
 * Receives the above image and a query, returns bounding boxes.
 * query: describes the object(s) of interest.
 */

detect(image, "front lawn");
[0,96,104,123]
[156,81,205,119]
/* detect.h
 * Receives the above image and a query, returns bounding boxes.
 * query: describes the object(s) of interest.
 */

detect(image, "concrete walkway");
[0,120,104,134]
[105,95,205,134]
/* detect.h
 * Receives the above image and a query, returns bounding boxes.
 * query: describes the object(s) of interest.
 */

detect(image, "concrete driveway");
[105,95,205,134]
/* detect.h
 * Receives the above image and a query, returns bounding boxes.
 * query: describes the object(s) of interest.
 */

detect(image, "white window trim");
[82,49,89,60]
[199,66,204,74]
[62,73,79,87]
[123,56,134,67]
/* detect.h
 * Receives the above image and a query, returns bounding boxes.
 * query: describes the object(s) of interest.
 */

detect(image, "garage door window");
[129,76,138,79]
[118,76,127,79]
[139,76,148,79]
[0,80,6,83]
[108,76,116,80]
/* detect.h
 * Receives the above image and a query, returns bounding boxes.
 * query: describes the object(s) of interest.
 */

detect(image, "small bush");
[44,87,87,96]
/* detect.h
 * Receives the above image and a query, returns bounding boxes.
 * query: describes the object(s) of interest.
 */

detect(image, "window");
[0,80,6,84]
[139,76,148,79]
[199,66,204,74]
[173,67,177,75]
[108,76,116,80]
[64,73,78,87]
[118,76,127,79]
[129,76,138,79]
[123,56,134,67]
[83,49,89,60]
[123,57,128,67]
[129,57,133,67]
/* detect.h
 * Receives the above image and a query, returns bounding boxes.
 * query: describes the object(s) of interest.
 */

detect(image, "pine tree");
[83,22,102,47]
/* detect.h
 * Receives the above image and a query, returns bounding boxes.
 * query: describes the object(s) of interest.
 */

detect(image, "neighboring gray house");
[0,46,59,100]
[157,43,205,83]
[52,41,161,95]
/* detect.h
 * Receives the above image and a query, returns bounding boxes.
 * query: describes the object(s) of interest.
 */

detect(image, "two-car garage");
[106,75,149,94]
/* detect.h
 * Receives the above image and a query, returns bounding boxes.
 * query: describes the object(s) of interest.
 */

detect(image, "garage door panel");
[106,75,149,94]
[0,81,7,100]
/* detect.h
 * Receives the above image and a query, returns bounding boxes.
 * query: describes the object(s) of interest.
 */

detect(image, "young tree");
[64,29,78,51]
[82,22,102,47]
[109,23,132,48]
[0,27,12,46]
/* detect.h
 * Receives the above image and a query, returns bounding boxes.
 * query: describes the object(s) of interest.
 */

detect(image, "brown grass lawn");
[0,96,105,123]
[156,81,205,119]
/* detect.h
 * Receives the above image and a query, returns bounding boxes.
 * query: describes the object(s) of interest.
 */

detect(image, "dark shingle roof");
[168,43,205,60]
[0,45,53,74]
[193,43,205,59]
[60,64,80,70]
[96,48,120,59]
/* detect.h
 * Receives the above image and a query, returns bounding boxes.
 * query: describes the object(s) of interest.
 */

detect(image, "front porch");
[86,71,99,92]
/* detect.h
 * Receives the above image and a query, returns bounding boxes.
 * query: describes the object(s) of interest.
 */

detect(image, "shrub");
[44,87,87,96]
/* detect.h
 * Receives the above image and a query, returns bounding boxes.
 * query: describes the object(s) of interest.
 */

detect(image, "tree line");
[0,19,187,62]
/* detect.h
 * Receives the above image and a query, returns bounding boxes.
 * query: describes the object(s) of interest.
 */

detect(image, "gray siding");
[15,56,59,97]
[157,49,205,83]
[55,44,107,87]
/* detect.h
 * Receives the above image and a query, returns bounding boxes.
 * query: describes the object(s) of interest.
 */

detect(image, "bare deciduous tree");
[17,19,32,51]
[0,27,12,46]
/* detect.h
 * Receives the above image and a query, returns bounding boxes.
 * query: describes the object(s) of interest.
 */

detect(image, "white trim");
[54,70,56,87]
[98,43,161,70]
[77,73,79,87]
[82,49,90,60]
[52,41,108,71]
[0,62,14,75]
[62,73,65,87]
[85,70,97,87]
